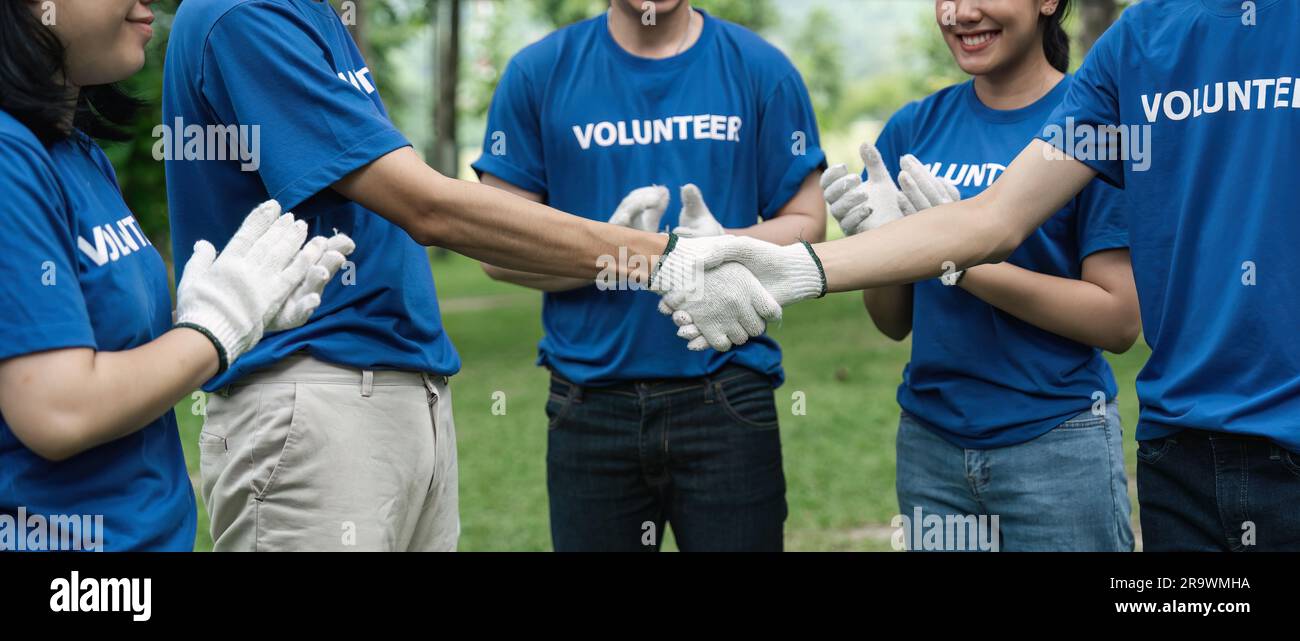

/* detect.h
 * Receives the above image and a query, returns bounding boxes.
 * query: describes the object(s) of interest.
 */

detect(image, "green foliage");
[463,0,532,124]
[346,0,431,117]
[533,0,603,27]
[789,7,844,133]
[694,0,774,32]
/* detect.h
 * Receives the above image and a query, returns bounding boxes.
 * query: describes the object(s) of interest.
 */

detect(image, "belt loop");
[570,381,584,404]
[703,380,716,404]
[360,370,374,398]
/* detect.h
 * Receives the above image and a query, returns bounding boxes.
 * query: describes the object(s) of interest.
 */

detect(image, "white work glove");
[175,201,348,373]
[895,154,965,286]
[652,234,826,351]
[607,185,670,232]
[820,142,916,236]
[672,184,726,238]
[267,232,355,331]
[661,261,782,352]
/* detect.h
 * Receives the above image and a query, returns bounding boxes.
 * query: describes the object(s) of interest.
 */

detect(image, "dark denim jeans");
[1137,428,1300,551]
[545,364,786,552]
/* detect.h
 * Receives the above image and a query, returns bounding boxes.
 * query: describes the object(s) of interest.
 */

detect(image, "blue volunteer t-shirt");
[0,112,196,551]
[471,11,824,386]
[165,0,460,390]
[1037,0,1300,451]
[877,77,1129,449]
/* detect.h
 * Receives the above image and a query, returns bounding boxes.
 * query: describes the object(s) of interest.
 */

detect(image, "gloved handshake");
[644,142,962,353]
[634,183,823,352]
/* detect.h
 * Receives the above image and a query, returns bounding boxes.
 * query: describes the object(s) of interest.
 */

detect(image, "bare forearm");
[814,195,1014,292]
[333,149,667,282]
[960,262,1139,352]
[813,142,1095,293]
[862,285,913,341]
[734,173,826,245]
[480,263,591,293]
[733,211,826,245]
[0,329,219,461]
[428,179,665,279]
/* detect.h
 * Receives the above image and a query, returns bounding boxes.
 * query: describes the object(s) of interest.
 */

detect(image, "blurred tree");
[336,0,429,117]
[1077,0,1118,56]
[790,7,844,133]
[340,0,372,61]
[1075,0,1130,58]
[430,0,462,177]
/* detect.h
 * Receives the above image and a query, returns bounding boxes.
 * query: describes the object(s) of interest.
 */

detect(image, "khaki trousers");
[198,355,458,551]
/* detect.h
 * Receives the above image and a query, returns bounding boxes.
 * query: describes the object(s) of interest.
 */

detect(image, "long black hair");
[1042,0,1072,73]
[0,1,142,144]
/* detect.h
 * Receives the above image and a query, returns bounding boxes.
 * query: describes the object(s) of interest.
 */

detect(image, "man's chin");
[622,0,686,17]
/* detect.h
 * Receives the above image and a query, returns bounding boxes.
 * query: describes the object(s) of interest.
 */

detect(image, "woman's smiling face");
[31,0,157,87]
[936,0,1060,76]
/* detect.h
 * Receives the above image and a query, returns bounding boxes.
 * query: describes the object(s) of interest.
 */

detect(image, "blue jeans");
[1137,429,1300,551]
[545,364,787,551]
[895,402,1133,551]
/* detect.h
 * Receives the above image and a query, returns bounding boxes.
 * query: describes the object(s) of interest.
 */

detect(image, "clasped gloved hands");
[175,200,354,374]
[645,185,810,353]
[650,186,827,352]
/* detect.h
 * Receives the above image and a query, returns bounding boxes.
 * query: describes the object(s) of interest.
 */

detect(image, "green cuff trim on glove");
[800,240,828,298]
[651,232,681,288]
[655,232,680,274]
[175,322,230,375]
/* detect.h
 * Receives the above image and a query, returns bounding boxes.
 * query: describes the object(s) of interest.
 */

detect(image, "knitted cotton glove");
[659,262,782,352]
[897,154,961,209]
[266,232,356,332]
[700,236,826,306]
[672,184,726,238]
[653,234,826,351]
[896,154,966,286]
[175,201,327,374]
[821,142,916,236]
[607,185,670,232]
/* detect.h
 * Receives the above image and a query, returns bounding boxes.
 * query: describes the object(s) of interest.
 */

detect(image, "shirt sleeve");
[0,135,96,361]
[199,2,411,210]
[1037,20,1126,188]
[1074,178,1130,259]
[756,71,826,220]
[470,59,548,197]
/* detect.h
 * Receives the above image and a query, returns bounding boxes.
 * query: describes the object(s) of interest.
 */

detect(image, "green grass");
[177,251,1150,552]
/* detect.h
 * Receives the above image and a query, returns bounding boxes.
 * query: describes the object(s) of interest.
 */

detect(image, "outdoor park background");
[110,0,1142,550]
